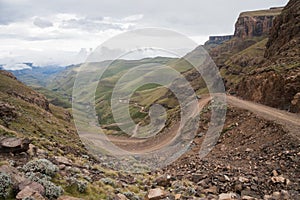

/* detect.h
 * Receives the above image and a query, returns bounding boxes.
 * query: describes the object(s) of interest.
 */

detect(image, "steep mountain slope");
[0,70,86,157]
[235,0,300,112]
[265,0,300,63]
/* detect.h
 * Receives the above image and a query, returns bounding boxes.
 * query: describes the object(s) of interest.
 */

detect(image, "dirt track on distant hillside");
[81,95,300,155]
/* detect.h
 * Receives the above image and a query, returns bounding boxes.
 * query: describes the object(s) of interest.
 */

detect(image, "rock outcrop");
[0,102,18,123]
[205,35,234,46]
[234,7,283,38]
[0,70,17,80]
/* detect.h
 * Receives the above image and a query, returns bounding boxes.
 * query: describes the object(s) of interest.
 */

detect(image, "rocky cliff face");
[234,8,282,38]
[237,67,300,110]
[265,0,300,63]
[235,0,300,112]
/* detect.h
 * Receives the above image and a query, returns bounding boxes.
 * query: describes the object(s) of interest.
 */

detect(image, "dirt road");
[80,95,300,154]
[227,95,300,140]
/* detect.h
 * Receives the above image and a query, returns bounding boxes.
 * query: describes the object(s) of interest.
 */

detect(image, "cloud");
[59,14,143,32]
[122,14,144,22]
[60,17,125,32]
[0,0,289,67]
[2,63,32,70]
[33,17,53,28]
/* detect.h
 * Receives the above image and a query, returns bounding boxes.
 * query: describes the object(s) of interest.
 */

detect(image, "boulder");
[18,179,45,195]
[0,137,31,153]
[54,156,73,166]
[16,186,45,200]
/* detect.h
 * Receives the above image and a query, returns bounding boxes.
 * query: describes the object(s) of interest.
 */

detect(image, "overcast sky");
[0,0,289,69]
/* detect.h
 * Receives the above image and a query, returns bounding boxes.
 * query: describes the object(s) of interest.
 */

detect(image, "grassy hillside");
[219,38,268,90]
[45,57,202,135]
[31,86,72,108]
[11,66,66,87]
[0,70,85,155]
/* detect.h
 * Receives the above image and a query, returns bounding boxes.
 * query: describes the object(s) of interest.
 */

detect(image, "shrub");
[67,177,88,193]
[123,191,135,199]
[26,173,63,199]
[41,180,63,199]
[100,178,115,186]
[0,172,12,198]
[23,160,63,199]
[23,159,58,177]
[77,180,88,193]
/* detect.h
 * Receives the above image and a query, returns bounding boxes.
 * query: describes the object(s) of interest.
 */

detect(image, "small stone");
[272,191,281,199]
[234,183,243,192]
[219,192,238,200]
[239,176,249,183]
[271,176,285,183]
[27,144,37,156]
[54,156,73,166]
[154,175,171,187]
[264,195,272,200]
[114,193,129,200]
[242,196,256,200]
[59,164,66,170]
[280,190,290,199]
[285,178,291,185]
[145,188,167,200]
[272,170,278,177]
[58,196,84,200]
[202,186,218,194]
[191,174,203,183]
[175,194,182,200]
[224,175,231,181]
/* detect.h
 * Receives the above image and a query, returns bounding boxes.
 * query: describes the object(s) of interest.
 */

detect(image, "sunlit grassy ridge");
[239,7,282,17]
